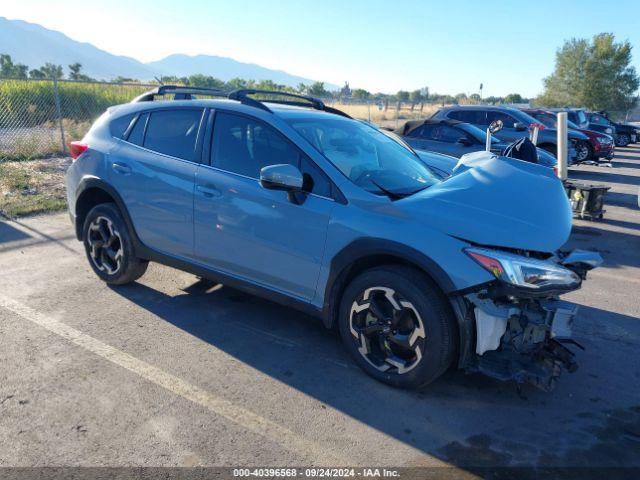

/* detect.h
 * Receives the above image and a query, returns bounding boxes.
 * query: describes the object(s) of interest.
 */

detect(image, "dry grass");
[0,157,71,217]
[326,102,440,126]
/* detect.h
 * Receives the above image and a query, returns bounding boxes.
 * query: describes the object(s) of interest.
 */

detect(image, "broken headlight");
[465,247,581,291]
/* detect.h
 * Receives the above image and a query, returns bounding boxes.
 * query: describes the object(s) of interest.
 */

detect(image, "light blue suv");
[66,86,601,391]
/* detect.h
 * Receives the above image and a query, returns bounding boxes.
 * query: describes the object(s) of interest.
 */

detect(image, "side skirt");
[136,244,324,321]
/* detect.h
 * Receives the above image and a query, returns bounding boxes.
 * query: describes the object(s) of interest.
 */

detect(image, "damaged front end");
[461,247,602,391]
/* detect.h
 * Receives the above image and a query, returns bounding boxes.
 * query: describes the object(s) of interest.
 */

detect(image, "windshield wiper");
[371,180,428,201]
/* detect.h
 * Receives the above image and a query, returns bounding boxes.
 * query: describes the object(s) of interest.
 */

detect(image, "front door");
[194,111,335,300]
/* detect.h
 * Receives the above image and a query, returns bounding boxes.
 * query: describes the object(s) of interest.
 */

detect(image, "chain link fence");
[0,77,448,160]
[0,78,156,160]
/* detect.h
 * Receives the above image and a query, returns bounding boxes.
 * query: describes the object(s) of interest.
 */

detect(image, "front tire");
[82,203,148,285]
[338,266,456,389]
[616,133,630,147]
[575,140,592,162]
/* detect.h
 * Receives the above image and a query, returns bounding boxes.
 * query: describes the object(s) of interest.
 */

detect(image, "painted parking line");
[0,293,348,464]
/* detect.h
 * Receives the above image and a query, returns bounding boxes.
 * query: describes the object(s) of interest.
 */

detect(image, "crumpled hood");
[398,152,572,253]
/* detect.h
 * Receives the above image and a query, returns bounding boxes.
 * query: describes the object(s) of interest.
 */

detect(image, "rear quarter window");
[126,113,148,146]
[109,113,136,138]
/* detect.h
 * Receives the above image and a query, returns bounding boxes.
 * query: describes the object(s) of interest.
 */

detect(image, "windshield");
[457,123,501,144]
[286,116,440,198]
[532,112,580,130]
[513,109,544,126]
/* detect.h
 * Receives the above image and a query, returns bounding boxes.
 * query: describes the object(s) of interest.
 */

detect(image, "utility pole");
[479,83,483,102]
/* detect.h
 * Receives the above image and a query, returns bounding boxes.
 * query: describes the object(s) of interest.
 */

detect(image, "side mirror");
[488,120,503,134]
[514,122,527,131]
[457,137,473,146]
[260,164,303,192]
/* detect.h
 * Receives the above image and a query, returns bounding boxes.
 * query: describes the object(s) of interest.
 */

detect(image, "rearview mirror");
[260,164,303,192]
[514,122,527,131]
[488,120,503,134]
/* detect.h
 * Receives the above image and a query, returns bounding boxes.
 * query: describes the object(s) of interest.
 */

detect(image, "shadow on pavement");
[612,160,640,169]
[109,279,640,470]
[568,224,640,269]
[0,220,31,243]
[569,170,640,188]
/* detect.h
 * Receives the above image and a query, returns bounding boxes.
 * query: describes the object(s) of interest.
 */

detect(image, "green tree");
[537,33,639,113]
[504,93,524,104]
[0,54,28,79]
[226,77,252,90]
[187,74,225,89]
[396,90,409,102]
[111,76,138,83]
[68,62,95,82]
[30,62,64,80]
[352,88,371,100]
[307,81,329,97]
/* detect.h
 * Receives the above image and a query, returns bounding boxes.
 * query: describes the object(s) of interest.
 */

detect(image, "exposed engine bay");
[462,247,602,391]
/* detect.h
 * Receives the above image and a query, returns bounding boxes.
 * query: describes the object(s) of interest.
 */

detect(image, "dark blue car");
[394,119,559,168]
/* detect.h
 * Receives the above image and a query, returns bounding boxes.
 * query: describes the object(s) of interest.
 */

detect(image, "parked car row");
[522,108,614,162]
[391,103,638,168]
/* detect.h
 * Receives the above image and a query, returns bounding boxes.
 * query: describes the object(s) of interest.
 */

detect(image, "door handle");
[112,162,131,175]
[196,184,221,198]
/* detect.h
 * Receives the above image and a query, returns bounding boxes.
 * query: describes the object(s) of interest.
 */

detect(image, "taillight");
[69,141,88,160]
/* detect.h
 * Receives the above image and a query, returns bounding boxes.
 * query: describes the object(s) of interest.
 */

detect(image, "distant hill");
[0,17,156,80]
[0,17,335,88]
[147,54,335,89]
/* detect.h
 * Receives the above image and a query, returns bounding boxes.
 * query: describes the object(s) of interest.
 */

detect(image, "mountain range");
[0,17,335,88]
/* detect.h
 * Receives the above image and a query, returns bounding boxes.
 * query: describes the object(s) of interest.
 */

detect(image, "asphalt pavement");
[0,147,639,475]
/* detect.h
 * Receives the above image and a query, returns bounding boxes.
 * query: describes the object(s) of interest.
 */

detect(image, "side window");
[427,125,464,143]
[486,111,517,128]
[143,109,203,161]
[300,156,332,197]
[126,113,148,146]
[448,110,486,125]
[211,112,299,178]
[590,114,608,126]
[110,113,135,138]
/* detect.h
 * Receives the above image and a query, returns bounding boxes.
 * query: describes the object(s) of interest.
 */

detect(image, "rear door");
[193,111,336,300]
[110,107,204,258]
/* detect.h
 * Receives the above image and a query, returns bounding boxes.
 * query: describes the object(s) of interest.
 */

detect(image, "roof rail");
[131,85,352,119]
[228,89,351,118]
[131,85,227,102]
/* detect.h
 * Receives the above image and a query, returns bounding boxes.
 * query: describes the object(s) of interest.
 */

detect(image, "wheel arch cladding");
[323,239,457,330]
[74,179,135,243]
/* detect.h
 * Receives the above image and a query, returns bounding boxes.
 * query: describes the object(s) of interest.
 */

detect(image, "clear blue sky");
[3,0,639,97]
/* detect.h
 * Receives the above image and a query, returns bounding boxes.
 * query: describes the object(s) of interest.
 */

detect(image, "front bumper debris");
[468,296,581,391]
[463,247,602,391]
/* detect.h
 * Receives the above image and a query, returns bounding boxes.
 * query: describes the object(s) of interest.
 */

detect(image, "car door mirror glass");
[513,122,526,131]
[488,120,503,134]
[260,164,303,192]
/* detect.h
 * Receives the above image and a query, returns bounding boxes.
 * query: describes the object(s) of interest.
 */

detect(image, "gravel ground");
[0,147,639,475]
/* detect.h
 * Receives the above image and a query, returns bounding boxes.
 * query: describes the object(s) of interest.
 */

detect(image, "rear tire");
[82,203,148,285]
[338,266,456,389]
